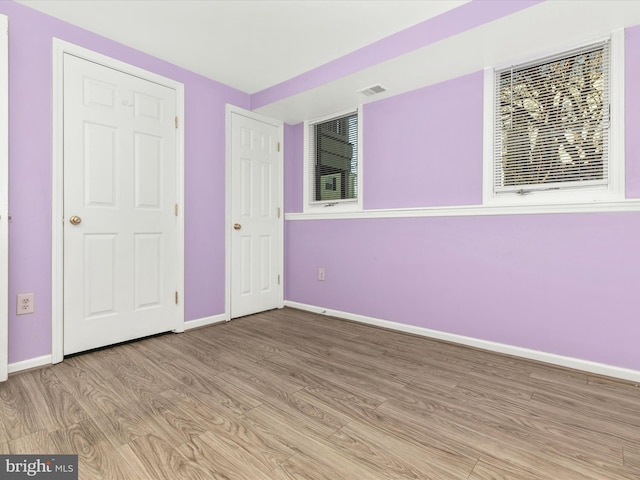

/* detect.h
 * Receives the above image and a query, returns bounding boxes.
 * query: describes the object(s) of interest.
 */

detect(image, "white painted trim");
[184,314,227,331]
[284,301,640,383]
[482,66,495,206]
[285,198,640,221]
[8,355,53,375]
[174,83,186,334]
[225,105,285,320]
[0,14,7,382]
[51,39,185,363]
[225,105,232,321]
[303,106,363,213]
[610,28,626,199]
[51,39,64,364]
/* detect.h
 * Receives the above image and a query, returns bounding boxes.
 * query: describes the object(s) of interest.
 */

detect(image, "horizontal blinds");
[313,112,358,202]
[494,40,610,193]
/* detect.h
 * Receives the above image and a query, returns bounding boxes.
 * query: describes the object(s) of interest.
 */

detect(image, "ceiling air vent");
[357,84,387,97]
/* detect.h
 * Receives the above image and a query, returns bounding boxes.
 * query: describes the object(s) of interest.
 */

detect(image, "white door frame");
[225,105,284,319]
[0,14,8,381]
[51,39,185,363]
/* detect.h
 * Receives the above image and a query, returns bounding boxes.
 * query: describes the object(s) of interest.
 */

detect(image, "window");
[485,32,624,205]
[304,108,362,212]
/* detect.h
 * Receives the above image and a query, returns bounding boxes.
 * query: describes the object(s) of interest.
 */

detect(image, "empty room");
[1,0,640,478]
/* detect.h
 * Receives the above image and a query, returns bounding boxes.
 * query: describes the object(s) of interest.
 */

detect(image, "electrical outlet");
[17,293,34,315]
[318,267,325,281]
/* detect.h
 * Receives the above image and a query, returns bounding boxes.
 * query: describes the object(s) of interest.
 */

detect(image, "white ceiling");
[15,0,468,94]
[254,0,640,123]
[14,1,640,124]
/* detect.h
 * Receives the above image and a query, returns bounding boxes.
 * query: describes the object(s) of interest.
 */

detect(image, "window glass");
[494,41,610,195]
[313,112,358,203]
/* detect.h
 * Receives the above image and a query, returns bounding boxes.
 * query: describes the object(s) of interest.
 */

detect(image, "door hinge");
[277,274,281,285]
[175,203,179,216]
[175,291,179,304]
[175,116,179,129]
[277,207,281,219]
[277,142,280,152]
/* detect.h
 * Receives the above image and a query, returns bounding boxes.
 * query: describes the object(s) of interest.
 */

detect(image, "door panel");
[63,54,177,355]
[134,133,163,208]
[259,236,272,291]
[134,233,162,309]
[230,111,282,318]
[84,234,117,317]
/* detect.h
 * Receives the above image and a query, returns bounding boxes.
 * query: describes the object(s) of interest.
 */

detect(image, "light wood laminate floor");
[1,307,640,479]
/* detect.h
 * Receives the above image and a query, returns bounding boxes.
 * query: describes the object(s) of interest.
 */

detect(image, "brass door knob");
[233,223,242,230]
[69,215,82,225]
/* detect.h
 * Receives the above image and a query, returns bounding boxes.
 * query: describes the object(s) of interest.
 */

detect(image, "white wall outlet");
[318,267,326,281]
[17,293,34,315]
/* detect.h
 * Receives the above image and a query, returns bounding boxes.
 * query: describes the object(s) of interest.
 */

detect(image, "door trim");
[51,39,185,363]
[225,105,284,319]
[0,14,8,381]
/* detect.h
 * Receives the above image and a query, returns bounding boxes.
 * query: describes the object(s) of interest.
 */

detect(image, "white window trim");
[303,106,363,213]
[483,29,625,208]
[285,199,640,221]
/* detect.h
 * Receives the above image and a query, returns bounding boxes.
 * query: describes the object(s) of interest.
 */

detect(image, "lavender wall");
[626,25,640,198]
[284,26,640,372]
[364,72,483,209]
[286,213,640,370]
[2,1,250,363]
[5,1,640,373]
[284,123,304,214]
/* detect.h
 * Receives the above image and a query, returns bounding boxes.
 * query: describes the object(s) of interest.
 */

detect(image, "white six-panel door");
[63,53,178,355]
[230,110,282,318]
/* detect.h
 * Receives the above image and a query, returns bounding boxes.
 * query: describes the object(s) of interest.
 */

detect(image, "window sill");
[286,199,640,221]
[303,201,361,214]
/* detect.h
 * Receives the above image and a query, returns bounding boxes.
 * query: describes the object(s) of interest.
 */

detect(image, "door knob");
[233,223,242,230]
[69,215,82,225]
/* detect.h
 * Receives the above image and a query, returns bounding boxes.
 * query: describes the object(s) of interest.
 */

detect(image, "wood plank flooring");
[1,307,640,479]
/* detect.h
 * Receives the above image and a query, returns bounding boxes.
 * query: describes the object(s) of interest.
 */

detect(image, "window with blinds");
[494,40,610,195]
[310,111,358,203]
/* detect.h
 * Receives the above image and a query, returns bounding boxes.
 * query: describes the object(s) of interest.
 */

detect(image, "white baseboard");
[284,301,640,383]
[184,313,228,330]
[8,354,52,375]
[6,316,227,376]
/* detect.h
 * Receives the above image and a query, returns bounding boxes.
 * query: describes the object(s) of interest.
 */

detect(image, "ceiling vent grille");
[357,84,387,97]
